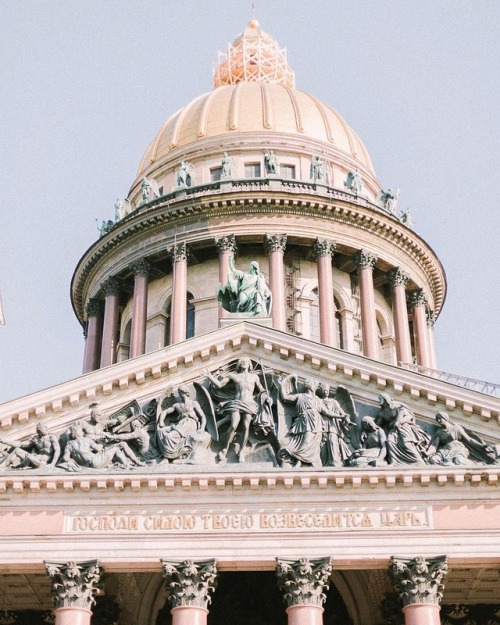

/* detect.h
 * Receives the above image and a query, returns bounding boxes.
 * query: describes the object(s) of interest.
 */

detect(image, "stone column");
[129,259,150,359]
[46,560,101,625]
[409,290,432,369]
[265,234,287,330]
[215,234,237,321]
[390,556,448,625]
[427,311,438,370]
[82,298,103,374]
[387,268,412,366]
[162,559,218,625]
[170,242,188,344]
[100,277,120,368]
[313,238,337,347]
[276,557,333,625]
[355,250,378,359]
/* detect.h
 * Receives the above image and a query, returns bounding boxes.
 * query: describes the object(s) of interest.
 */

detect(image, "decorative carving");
[347,416,387,467]
[355,249,377,271]
[130,259,150,278]
[317,384,356,467]
[215,234,237,255]
[276,557,332,607]
[140,177,160,204]
[345,169,362,194]
[45,560,101,610]
[390,556,448,607]
[161,559,217,609]
[264,150,279,175]
[176,161,196,188]
[85,298,104,318]
[408,289,428,309]
[101,277,120,298]
[313,238,336,258]
[0,424,60,470]
[169,242,188,263]
[217,258,272,316]
[427,310,436,329]
[310,155,327,182]
[264,234,287,254]
[387,267,409,288]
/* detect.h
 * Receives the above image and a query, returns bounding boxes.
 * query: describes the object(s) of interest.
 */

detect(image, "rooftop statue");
[0,424,60,470]
[399,208,413,228]
[98,219,114,237]
[310,155,327,183]
[379,188,400,214]
[217,257,272,316]
[221,152,234,178]
[114,197,132,222]
[176,161,196,188]
[264,150,279,175]
[345,169,362,195]
[141,176,160,204]
[204,358,278,464]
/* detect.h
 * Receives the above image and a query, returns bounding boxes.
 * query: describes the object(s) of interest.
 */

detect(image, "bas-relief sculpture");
[1,361,499,473]
[217,257,272,316]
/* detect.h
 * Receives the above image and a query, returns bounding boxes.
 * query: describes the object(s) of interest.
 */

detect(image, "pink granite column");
[355,250,378,359]
[277,558,332,625]
[388,268,412,366]
[265,233,287,330]
[170,242,188,344]
[82,298,103,374]
[427,311,438,370]
[130,259,150,358]
[409,290,432,369]
[215,234,237,322]
[313,238,337,347]
[46,560,101,625]
[100,277,120,368]
[390,556,447,625]
[162,560,217,625]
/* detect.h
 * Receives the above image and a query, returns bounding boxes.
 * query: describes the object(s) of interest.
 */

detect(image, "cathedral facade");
[0,20,499,625]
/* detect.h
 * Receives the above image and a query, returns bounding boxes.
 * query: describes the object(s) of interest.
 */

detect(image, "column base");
[171,605,209,625]
[402,603,441,625]
[54,607,92,625]
[286,604,324,625]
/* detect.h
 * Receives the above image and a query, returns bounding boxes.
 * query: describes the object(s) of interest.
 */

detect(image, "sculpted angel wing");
[149,178,160,198]
[156,386,176,423]
[333,385,357,423]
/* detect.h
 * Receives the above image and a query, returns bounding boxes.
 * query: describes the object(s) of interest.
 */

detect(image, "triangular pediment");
[1,322,499,477]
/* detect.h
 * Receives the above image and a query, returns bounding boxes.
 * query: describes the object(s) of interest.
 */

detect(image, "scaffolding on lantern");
[214,20,295,88]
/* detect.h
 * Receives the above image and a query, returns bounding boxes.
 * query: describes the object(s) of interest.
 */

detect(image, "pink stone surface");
[54,607,92,625]
[317,253,336,347]
[286,604,324,625]
[358,267,378,359]
[392,283,412,365]
[403,603,440,625]
[268,248,286,331]
[171,257,188,343]
[433,504,500,530]
[100,293,119,367]
[0,511,64,536]
[130,274,148,358]
[171,605,208,625]
[412,304,431,368]
[82,314,102,374]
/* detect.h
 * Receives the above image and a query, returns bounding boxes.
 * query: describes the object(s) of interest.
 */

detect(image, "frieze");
[65,507,431,534]
[0,358,498,474]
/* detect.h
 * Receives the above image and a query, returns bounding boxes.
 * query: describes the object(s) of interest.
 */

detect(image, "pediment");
[1,322,499,478]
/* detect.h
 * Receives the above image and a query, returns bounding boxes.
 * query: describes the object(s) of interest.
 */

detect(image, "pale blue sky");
[1,0,499,403]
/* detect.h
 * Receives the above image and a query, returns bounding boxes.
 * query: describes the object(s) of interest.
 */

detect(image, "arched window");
[117,319,131,361]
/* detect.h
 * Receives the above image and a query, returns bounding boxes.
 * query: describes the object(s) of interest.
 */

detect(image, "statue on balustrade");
[114,197,132,221]
[375,393,430,465]
[345,169,362,194]
[310,155,327,182]
[217,257,272,316]
[264,150,279,174]
[140,176,160,204]
[221,151,234,178]
[347,416,387,467]
[425,411,497,466]
[278,375,354,468]
[203,357,279,464]
[176,161,196,188]
[0,424,60,470]
[155,384,215,463]
[379,188,400,214]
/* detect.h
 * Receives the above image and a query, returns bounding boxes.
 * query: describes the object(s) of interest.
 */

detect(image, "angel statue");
[379,188,400,214]
[141,177,160,204]
[156,384,216,463]
[310,155,327,182]
[203,358,278,464]
[114,197,132,222]
[278,375,353,468]
[345,169,362,195]
[176,161,196,188]
[216,257,272,316]
[316,383,357,467]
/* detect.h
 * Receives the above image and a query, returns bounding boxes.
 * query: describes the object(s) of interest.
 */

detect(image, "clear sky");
[1,0,499,404]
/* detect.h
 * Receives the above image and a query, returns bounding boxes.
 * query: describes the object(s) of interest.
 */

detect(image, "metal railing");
[400,363,500,398]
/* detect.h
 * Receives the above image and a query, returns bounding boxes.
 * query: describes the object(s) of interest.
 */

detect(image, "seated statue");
[217,257,272,316]
[347,417,387,467]
[0,424,60,470]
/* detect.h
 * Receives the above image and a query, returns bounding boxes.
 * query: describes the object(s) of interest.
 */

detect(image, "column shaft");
[410,291,432,369]
[216,235,237,323]
[286,605,324,625]
[388,269,412,366]
[100,279,120,368]
[317,254,336,347]
[82,300,103,374]
[356,251,378,359]
[130,261,150,358]
[265,234,287,330]
[171,606,208,625]
[170,244,188,344]
[54,607,92,625]
[403,604,441,625]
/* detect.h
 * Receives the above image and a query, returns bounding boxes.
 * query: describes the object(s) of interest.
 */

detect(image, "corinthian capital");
[45,560,101,610]
[162,559,218,609]
[313,238,336,259]
[264,233,287,253]
[101,277,120,297]
[355,249,377,271]
[85,298,104,318]
[131,259,150,278]
[408,289,428,309]
[169,242,188,262]
[276,557,332,607]
[215,234,237,255]
[390,556,448,607]
[387,267,409,287]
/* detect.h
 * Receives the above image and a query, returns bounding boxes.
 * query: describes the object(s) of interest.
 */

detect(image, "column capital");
[408,289,428,309]
[162,559,217,609]
[276,557,332,607]
[427,310,436,328]
[101,277,120,297]
[215,234,237,255]
[313,238,336,259]
[264,233,287,253]
[387,267,409,287]
[355,249,378,271]
[85,298,104,318]
[169,242,188,262]
[390,556,448,607]
[45,560,101,610]
[131,258,151,278]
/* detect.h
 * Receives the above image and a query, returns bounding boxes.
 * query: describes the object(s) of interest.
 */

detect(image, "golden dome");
[137,82,374,176]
